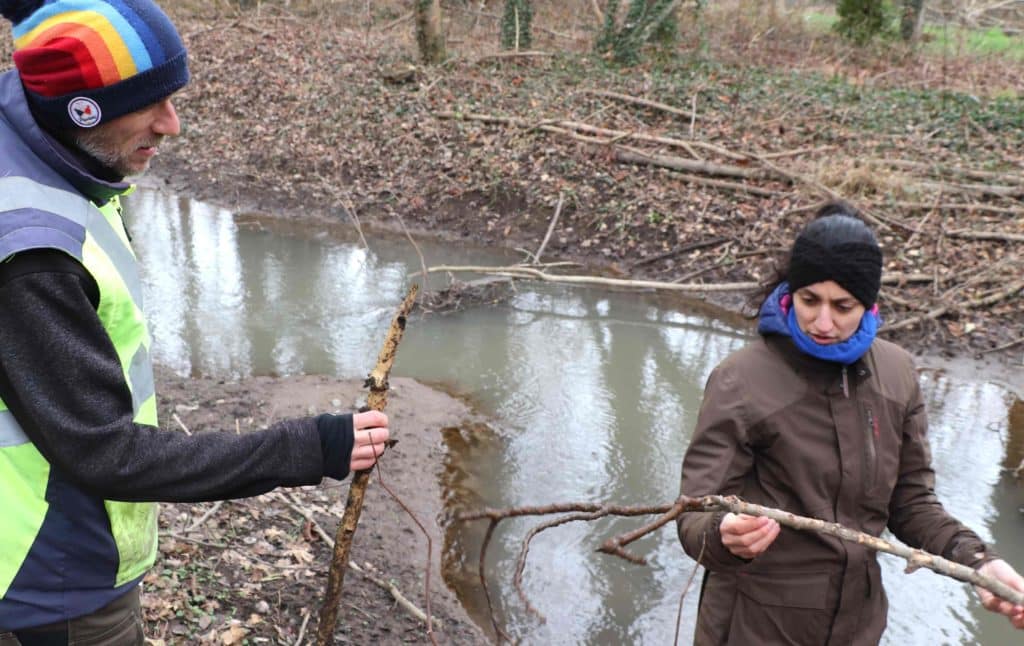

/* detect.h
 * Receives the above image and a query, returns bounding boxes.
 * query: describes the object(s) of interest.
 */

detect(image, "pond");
[124,188,1023,645]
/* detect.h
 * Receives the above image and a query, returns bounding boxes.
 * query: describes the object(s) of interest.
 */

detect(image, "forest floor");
[1,3,1022,644]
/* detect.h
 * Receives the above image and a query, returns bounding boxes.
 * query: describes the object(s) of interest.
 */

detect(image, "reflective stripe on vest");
[0,409,28,448]
[0,176,158,596]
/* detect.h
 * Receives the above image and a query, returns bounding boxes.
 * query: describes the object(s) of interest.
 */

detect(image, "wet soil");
[148,368,490,645]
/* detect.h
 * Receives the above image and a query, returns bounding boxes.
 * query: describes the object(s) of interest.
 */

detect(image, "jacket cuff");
[681,511,751,571]
[316,413,354,481]
[946,536,1000,569]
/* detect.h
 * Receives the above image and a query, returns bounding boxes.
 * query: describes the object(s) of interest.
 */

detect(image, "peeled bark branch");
[458,493,1024,629]
[418,264,760,293]
[316,284,419,646]
[419,264,947,295]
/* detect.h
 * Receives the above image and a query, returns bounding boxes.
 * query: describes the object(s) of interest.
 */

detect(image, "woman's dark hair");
[747,201,881,314]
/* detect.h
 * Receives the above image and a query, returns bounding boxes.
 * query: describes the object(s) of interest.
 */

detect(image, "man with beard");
[0,2,389,644]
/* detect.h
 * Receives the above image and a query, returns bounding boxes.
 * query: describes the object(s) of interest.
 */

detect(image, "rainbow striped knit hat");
[1,0,189,130]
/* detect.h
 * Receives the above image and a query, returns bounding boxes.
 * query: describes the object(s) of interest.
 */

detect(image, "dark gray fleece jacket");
[0,248,354,503]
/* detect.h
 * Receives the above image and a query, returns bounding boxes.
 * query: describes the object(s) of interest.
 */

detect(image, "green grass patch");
[923,25,1024,60]
[797,9,1024,61]
[802,10,838,34]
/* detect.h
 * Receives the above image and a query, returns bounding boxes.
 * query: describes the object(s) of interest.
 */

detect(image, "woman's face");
[792,281,866,344]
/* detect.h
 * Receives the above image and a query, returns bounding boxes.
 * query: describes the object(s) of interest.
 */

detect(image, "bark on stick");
[460,493,1024,615]
[316,284,420,646]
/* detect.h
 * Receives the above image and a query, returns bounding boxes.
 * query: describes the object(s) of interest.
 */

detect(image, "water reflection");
[124,189,1022,646]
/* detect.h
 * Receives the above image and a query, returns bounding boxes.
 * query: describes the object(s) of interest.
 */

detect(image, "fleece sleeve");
[0,250,352,503]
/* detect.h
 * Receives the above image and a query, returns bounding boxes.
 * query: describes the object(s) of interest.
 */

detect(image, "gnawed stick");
[459,493,1024,624]
[276,491,437,628]
[316,284,419,646]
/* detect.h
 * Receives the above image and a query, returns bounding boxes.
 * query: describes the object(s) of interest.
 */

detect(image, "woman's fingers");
[720,513,781,559]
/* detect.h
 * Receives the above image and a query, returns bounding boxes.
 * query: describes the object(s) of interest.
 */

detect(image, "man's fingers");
[354,410,388,430]
[352,436,388,457]
[354,427,390,448]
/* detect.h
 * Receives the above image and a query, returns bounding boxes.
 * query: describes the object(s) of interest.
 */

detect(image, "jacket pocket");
[736,570,833,609]
[727,571,835,645]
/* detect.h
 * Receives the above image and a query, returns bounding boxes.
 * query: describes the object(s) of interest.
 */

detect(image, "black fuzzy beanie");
[788,214,883,308]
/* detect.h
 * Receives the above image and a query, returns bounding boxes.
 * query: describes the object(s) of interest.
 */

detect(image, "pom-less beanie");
[1,0,189,130]
[787,214,883,308]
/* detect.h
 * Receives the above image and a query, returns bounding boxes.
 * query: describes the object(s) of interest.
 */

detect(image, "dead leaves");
[143,489,335,644]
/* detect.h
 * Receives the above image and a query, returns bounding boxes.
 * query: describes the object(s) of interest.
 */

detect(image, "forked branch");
[459,494,1024,632]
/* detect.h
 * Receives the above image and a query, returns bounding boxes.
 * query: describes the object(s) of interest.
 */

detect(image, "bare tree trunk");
[416,0,446,64]
[901,0,926,41]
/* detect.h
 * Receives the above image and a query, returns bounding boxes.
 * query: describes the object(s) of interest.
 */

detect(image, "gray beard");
[71,132,138,178]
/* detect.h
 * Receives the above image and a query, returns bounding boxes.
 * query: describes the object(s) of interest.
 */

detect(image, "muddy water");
[124,189,1023,646]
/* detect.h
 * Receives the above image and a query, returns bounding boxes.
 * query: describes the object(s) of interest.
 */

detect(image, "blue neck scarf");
[757,282,880,365]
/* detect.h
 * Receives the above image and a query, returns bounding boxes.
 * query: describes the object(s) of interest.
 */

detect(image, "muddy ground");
[148,368,490,644]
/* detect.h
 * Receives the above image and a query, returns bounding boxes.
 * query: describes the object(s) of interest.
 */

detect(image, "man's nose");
[152,99,180,136]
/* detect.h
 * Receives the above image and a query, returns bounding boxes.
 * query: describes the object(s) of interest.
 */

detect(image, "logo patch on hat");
[68,97,102,128]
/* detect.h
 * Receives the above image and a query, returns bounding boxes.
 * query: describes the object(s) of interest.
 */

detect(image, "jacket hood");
[757,282,791,338]
[0,70,130,204]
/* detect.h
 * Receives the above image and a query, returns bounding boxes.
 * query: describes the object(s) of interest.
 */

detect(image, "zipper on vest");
[841,366,849,398]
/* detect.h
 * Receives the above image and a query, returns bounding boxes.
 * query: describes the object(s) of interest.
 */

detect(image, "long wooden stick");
[316,284,419,645]
[460,493,1024,615]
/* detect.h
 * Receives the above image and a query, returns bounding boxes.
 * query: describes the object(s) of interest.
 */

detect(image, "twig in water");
[339,194,369,249]
[674,536,705,646]
[393,210,430,289]
[534,192,565,265]
[980,336,1024,356]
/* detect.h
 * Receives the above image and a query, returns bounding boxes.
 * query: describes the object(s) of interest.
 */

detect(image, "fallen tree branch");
[630,236,731,268]
[945,229,1024,243]
[580,88,697,121]
[865,158,1024,184]
[475,50,555,63]
[316,284,420,646]
[416,264,945,295]
[458,494,1024,629]
[434,111,757,165]
[613,145,771,180]
[918,180,1024,200]
[417,264,760,293]
[869,201,1024,217]
[886,280,1023,332]
[184,501,224,534]
[980,336,1024,356]
[747,153,908,233]
[615,158,784,196]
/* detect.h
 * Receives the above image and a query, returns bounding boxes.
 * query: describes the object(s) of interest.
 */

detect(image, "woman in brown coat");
[677,202,1024,645]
